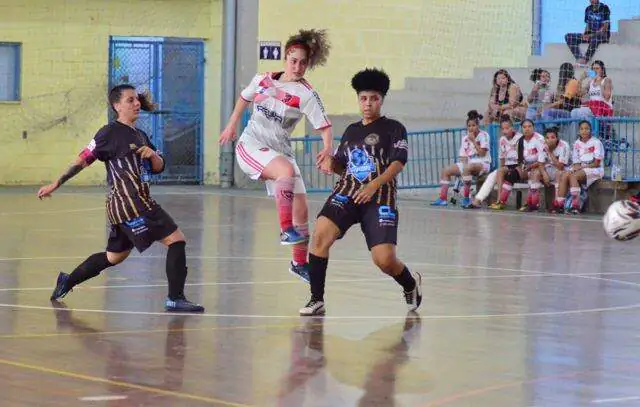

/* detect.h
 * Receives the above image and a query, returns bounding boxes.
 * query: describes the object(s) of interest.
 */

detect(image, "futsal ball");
[603,200,640,241]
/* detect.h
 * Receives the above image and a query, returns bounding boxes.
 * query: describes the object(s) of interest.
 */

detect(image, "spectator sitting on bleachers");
[431,110,491,207]
[526,69,555,121]
[565,0,611,65]
[551,120,604,214]
[571,60,613,119]
[489,119,546,211]
[483,69,525,125]
[542,63,582,120]
[540,126,571,204]
[463,115,521,209]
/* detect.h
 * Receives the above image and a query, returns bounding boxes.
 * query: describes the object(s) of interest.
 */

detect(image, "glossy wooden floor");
[1,186,640,406]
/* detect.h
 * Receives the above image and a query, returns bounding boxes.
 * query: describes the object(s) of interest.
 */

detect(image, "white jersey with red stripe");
[572,136,604,168]
[522,133,546,164]
[543,139,571,167]
[239,71,331,157]
[498,132,522,166]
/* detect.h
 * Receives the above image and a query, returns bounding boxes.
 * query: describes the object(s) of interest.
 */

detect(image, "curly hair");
[351,68,390,96]
[284,29,330,69]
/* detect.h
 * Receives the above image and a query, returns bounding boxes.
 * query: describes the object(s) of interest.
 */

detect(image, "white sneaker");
[403,271,422,311]
[299,299,325,316]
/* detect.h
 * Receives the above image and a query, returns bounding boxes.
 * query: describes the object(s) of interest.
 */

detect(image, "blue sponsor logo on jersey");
[378,205,396,226]
[348,148,375,182]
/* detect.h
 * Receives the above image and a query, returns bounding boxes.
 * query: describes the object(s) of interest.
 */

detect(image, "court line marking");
[3,270,640,293]
[79,396,128,401]
[0,357,249,406]
[592,396,640,404]
[0,207,103,216]
[1,302,639,320]
[16,188,606,224]
[0,321,323,340]
[153,189,607,224]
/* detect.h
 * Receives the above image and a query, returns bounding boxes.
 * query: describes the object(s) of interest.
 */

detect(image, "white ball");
[603,200,640,241]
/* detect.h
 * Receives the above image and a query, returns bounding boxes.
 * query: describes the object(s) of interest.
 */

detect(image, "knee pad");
[505,168,520,184]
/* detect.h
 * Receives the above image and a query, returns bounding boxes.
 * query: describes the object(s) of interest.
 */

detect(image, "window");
[0,43,21,101]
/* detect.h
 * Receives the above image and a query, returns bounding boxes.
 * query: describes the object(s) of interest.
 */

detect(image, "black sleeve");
[584,7,589,24]
[388,122,408,165]
[603,5,610,22]
[140,130,165,174]
[141,130,159,152]
[79,125,114,163]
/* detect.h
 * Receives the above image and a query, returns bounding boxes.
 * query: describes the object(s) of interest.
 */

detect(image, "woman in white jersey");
[219,29,333,282]
[463,115,521,209]
[431,110,491,207]
[552,120,604,214]
[539,126,571,207]
[489,119,545,211]
[571,60,613,118]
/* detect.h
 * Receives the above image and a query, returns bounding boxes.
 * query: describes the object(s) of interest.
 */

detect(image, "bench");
[475,175,635,213]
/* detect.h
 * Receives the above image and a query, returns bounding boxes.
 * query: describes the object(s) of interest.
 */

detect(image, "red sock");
[462,176,472,198]
[570,187,580,209]
[292,223,309,265]
[275,177,295,231]
[499,182,512,203]
[529,189,540,207]
[439,181,449,200]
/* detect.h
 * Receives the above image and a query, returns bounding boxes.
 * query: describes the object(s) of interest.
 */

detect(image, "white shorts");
[544,165,564,180]
[457,161,490,176]
[235,137,307,196]
[581,167,604,188]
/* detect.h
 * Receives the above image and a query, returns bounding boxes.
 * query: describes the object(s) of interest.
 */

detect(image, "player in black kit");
[37,84,204,313]
[299,68,422,316]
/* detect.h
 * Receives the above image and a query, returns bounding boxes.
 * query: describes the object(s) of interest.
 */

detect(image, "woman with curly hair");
[219,29,333,283]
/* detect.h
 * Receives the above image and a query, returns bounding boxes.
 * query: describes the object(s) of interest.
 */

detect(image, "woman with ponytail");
[219,29,334,283]
[37,84,204,313]
[431,110,491,207]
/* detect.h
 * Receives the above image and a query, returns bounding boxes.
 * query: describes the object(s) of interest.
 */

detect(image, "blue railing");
[287,116,640,192]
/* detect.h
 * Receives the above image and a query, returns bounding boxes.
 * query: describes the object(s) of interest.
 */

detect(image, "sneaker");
[289,262,310,283]
[280,226,308,246]
[462,200,481,209]
[164,297,205,313]
[404,271,422,311]
[299,299,325,316]
[489,202,505,210]
[430,198,448,206]
[50,272,72,301]
[460,197,471,207]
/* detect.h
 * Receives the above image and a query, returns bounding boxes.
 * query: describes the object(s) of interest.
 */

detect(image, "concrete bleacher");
[325,18,640,133]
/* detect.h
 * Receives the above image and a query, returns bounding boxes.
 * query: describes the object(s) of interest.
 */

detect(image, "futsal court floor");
[1,185,640,406]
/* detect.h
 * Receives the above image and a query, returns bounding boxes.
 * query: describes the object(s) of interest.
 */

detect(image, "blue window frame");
[0,43,21,101]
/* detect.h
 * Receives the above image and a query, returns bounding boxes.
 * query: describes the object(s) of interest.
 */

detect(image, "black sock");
[309,253,328,302]
[393,266,416,292]
[66,252,113,290]
[166,241,188,301]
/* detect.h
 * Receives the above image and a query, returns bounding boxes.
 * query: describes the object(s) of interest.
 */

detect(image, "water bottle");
[611,164,622,182]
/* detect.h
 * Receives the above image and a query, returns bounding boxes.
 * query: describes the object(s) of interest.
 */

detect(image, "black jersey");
[332,116,408,208]
[79,121,162,225]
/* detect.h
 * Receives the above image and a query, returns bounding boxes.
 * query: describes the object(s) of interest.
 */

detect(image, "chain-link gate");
[108,37,205,184]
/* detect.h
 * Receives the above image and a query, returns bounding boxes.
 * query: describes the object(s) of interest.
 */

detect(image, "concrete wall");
[0,0,222,185]
[256,0,532,135]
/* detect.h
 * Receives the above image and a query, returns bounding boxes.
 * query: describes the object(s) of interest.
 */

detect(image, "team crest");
[365,133,380,146]
[347,148,375,182]
[130,143,137,150]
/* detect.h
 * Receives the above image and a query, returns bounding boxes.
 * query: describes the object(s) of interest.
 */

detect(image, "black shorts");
[317,193,398,250]
[106,206,178,253]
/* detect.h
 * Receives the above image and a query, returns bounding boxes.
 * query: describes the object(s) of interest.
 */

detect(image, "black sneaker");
[299,299,325,316]
[404,271,422,311]
[164,297,205,313]
[50,272,72,301]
